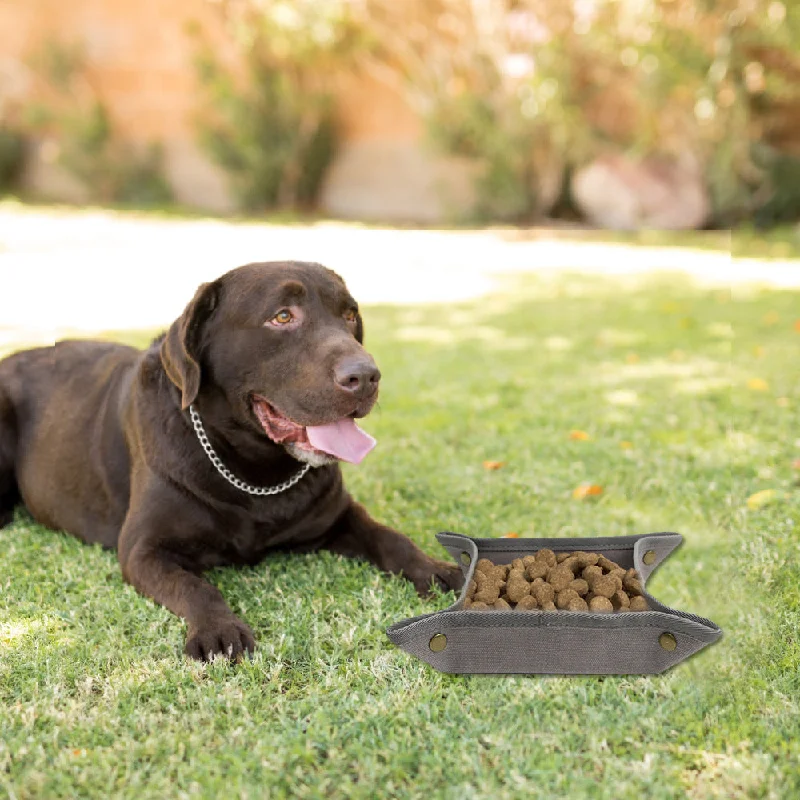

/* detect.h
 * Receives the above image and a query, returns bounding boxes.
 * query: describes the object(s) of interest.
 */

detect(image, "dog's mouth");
[251,395,376,464]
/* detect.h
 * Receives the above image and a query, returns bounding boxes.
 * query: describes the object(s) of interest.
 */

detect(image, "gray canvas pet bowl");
[387,532,722,675]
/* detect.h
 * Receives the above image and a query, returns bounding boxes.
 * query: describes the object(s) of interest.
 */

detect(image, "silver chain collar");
[188,405,311,496]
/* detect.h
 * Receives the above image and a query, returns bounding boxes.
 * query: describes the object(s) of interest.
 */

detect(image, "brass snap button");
[460,552,471,567]
[429,633,448,652]
[659,632,677,651]
[643,549,657,565]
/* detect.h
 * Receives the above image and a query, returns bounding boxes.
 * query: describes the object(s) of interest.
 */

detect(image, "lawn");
[1,267,798,799]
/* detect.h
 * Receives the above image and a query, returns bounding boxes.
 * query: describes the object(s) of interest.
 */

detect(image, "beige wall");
[0,0,473,220]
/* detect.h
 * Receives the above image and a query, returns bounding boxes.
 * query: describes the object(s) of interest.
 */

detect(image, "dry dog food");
[463,550,648,613]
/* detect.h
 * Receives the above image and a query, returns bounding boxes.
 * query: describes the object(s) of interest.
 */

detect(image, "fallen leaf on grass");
[501,532,520,538]
[746,489,777,510]
[482,460,505,470]
[746,378,769,392]
[573,483,603,500]
[569,430,592,441]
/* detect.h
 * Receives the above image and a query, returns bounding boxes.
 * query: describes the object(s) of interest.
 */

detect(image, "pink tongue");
[306,418,377,464]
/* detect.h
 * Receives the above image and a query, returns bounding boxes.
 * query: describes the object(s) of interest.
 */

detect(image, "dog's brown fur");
[0,261,463,660]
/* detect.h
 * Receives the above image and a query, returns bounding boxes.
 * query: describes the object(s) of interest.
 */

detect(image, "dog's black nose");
[334,358,381,398]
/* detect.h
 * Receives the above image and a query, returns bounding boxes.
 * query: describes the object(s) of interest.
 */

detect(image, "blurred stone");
[571,154,710,230]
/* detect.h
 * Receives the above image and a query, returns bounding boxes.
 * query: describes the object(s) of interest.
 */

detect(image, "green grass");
[1,269,799,799]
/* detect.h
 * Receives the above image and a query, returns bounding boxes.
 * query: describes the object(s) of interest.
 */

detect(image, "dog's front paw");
[408,557,465,598]
[185,614,256,662]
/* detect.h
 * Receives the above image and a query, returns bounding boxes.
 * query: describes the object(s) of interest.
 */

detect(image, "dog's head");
[160,261,380,465]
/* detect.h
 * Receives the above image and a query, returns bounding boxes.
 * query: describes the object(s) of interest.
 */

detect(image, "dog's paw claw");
[185,616,255,662]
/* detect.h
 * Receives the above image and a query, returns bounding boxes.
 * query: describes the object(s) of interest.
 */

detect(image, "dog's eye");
[344,309,358,323]
[272,309,294,325]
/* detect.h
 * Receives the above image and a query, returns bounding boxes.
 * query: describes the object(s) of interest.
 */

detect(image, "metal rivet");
[429,633,447,653]
[460,552,471,567]
[659,632,677,651]
[643,550,657,565]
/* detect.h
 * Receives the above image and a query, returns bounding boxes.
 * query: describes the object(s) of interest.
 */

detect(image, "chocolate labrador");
[0,261,463,660]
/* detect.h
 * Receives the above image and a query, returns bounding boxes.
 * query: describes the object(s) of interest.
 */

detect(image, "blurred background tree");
[194,0,369,211]
[3,0,798,225]
[198,0,799,225]
[346,0,800,226]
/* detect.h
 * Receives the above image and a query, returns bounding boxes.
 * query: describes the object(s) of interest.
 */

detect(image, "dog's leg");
[321,501,464,596]
[0,387,20,529]
[118,490,255,661]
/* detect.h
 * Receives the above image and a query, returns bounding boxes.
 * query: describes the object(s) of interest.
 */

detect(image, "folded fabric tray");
[386,532,722,675]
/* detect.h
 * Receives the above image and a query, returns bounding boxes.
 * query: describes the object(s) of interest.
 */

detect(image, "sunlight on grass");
[682,747,774,799]
[0,618,49,646]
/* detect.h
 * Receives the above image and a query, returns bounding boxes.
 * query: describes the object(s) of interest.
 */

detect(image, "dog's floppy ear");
[355,312,364,344]
[160,281,219,409]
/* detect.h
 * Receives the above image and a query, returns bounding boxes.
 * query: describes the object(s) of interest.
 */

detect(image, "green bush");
[426,91,549,222]
[27,40,172,206]
[0,128,25,193]
[56,101,172,205]
[196,53,336,211]
[751,144,800,227]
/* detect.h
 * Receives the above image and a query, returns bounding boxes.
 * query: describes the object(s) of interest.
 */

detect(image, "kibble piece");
[507,567,527,583]
[569,578,589,597]
[511,558,525,571]
[555,588,580,609]
[535,548,557,567]
[628,595,648,612]
[597,556,617,573]
[573,552,600,569]
[562,557,581,574]
[556,552,572,563]
[476,558,495,574]
[582,565,603,583]
[590,575,618,599]
[470,601,489,610]
[515,595,539,611]
[589,596,614,613]
[540,601,557,611]
[500,592,511,604]
[525,560,549,581]
[474,570,488,587]
[548,564,574,592]
[608,567,626,583]
[611,590,630,610]
[522,555,538,568]
[493,597,512,611]
[623,568,643,596]
[488,565,508,582]
[506,579,531,603]
[531,580,555,605]
[566,596,589,612]
[465,579,477,599]
[474,582,501,604]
